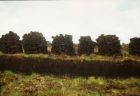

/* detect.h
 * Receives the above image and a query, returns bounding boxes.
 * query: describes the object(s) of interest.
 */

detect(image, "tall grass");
[0,71,140,96]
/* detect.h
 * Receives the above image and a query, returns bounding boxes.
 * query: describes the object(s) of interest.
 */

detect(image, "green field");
[0,71,140,96]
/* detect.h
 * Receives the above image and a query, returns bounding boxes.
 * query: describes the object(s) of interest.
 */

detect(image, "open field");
[0,71,140,96]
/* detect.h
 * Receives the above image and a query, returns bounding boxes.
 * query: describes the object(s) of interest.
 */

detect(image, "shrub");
[22,31,47,54]
[96,34,121,56]
[0,31,22,54]
[51,34,75,55]
[129,37,140,56]
[78,36,96,55]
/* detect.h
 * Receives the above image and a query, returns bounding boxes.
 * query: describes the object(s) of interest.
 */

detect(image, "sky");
[0,0,140,43]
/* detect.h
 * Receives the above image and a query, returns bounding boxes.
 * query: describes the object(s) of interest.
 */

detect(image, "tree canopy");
[0,31,22,53]
[129,37,140,56]
[78,36,96,55]
[51,34,75,55]
[22,31,47,54]
[96,34,121,56]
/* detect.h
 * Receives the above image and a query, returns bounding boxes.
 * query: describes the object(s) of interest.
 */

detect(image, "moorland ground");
[0,53,140,96]
[0,71,140,96]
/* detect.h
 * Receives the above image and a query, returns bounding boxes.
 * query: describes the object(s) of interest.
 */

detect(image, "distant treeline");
[0,31,140,56]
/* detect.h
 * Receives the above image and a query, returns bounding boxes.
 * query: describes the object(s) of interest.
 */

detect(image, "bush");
[0,31,22,54]
[96,34,121,56]
[51,34,75,55]
[78,36,96,55]
[129,37,140,56]
[22,31,47,54]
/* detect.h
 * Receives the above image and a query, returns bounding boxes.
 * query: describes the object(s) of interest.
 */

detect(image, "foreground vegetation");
[0,71,140,96]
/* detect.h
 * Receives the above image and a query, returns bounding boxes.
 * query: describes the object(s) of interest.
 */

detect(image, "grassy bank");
[0,71,140,96]
[0,53,140,61]
[0,54,140,77]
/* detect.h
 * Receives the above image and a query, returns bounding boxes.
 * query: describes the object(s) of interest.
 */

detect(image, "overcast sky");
[0,0,140,43]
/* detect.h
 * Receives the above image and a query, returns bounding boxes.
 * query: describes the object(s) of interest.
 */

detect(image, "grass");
[0,53,140,62]
[0,71,140,96]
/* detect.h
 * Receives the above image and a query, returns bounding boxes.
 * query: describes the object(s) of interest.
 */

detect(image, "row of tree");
[0,31,139,56]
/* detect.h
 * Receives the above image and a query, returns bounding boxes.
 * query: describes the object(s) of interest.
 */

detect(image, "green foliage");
[0,31,22,54]
[96,34,121,56]
[0,71,140,96]
[22,31,47,54]
[78,36,96,55]
[129,37,140,56]
[51,34,75,55]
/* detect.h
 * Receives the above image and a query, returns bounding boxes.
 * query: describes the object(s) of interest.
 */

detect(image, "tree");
[51,34,75,55]
[0,38,1,51]
[0,31,22,53]
[22,31,47,54]
[78,36,96,55]
[129,37,140,56]
[96,34,121,56]
[64,35,75,55]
